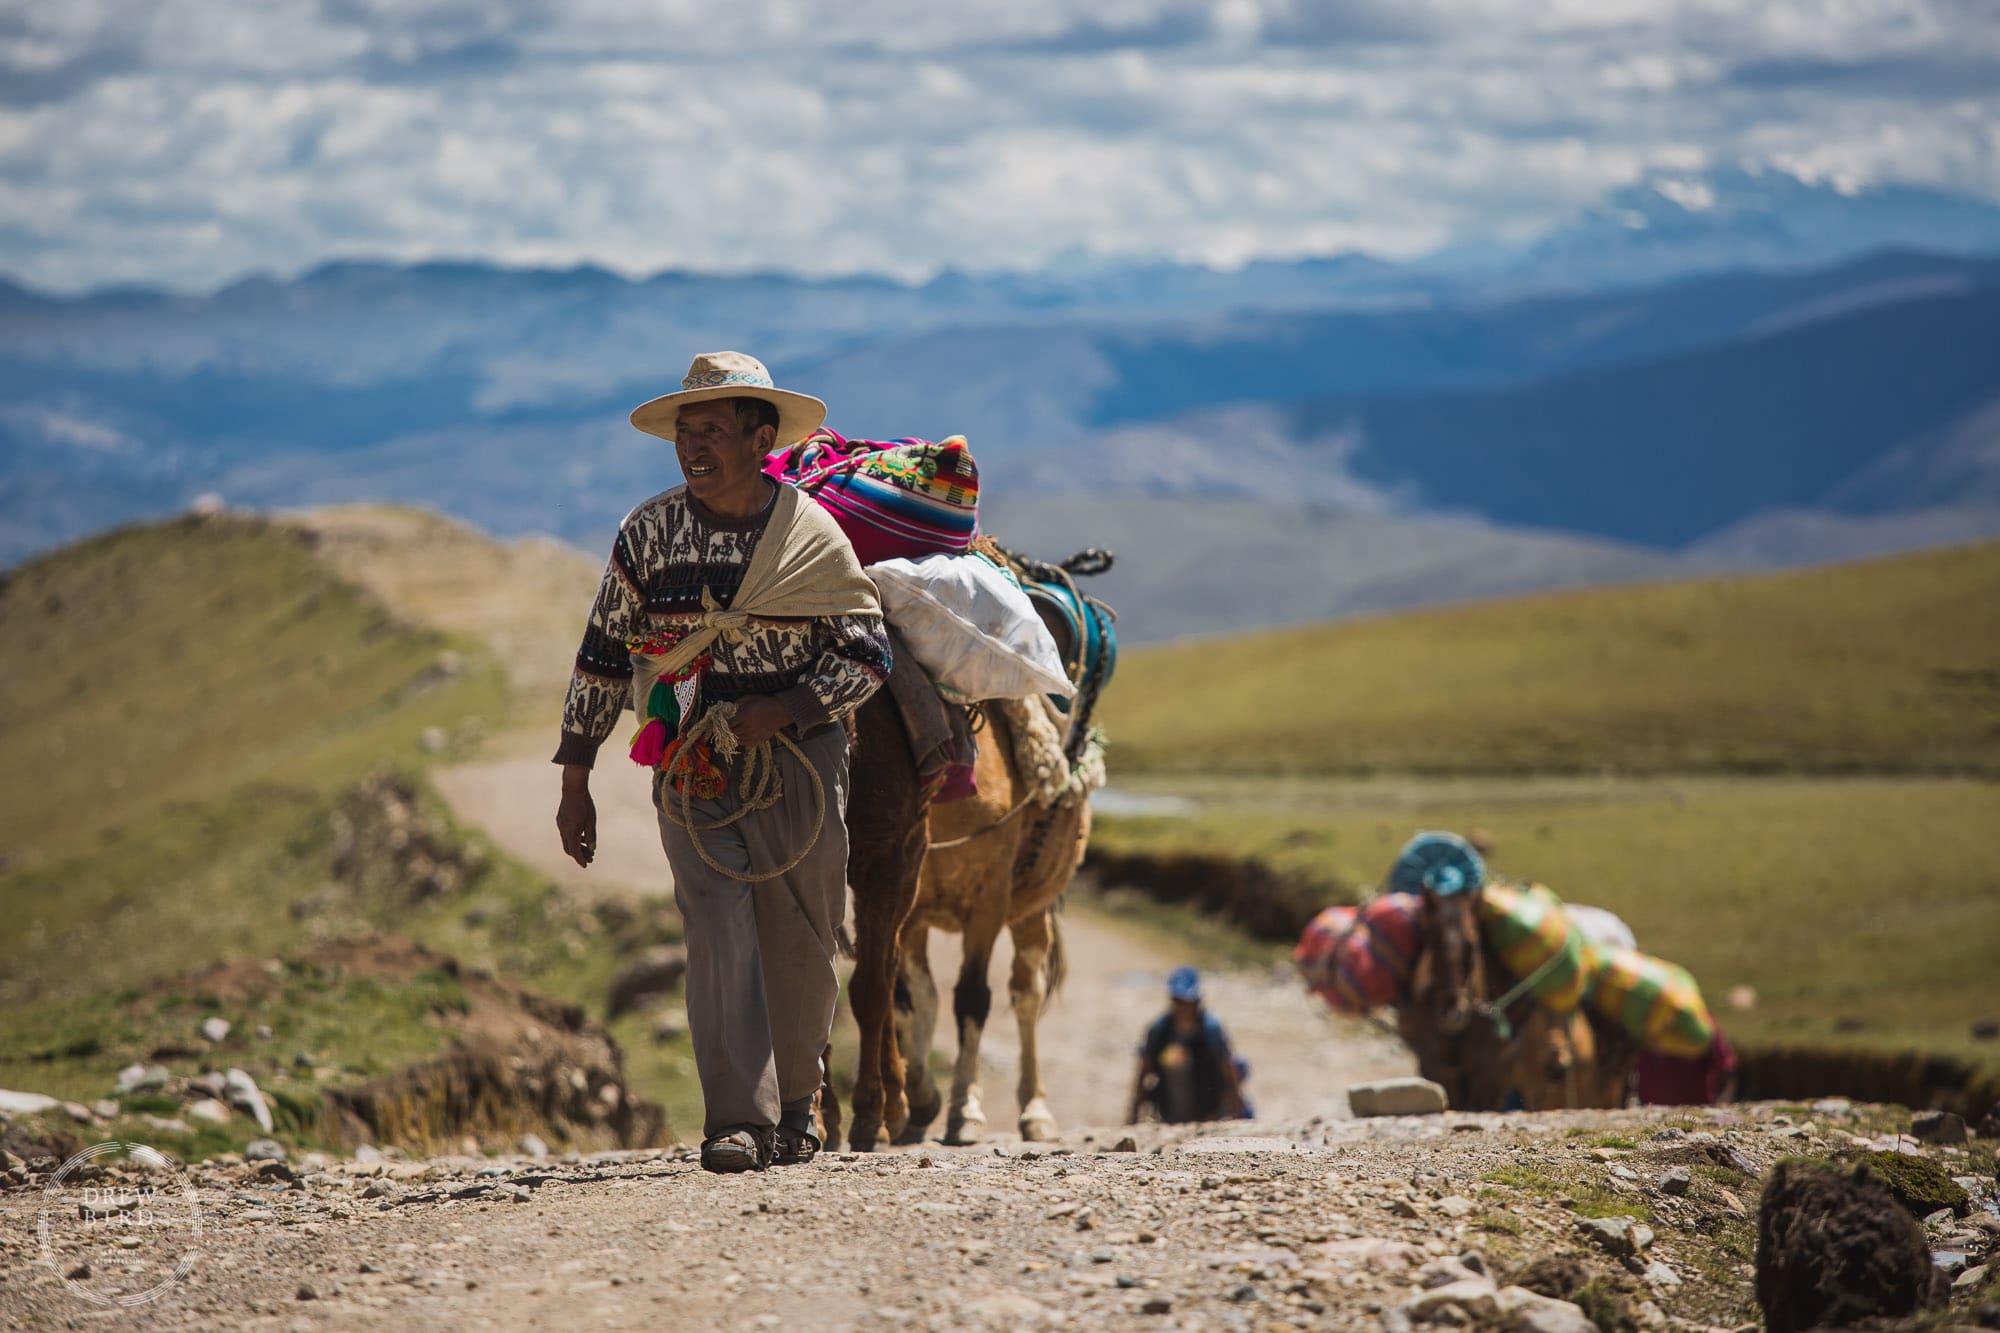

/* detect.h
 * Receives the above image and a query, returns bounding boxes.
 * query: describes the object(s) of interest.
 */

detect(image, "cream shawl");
[627,482,882,713]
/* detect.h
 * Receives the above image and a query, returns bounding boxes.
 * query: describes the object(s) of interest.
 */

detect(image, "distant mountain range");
[4,168,2000,641]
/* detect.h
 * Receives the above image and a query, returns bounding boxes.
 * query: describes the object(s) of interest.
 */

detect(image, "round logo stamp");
[36,1141,203,1308]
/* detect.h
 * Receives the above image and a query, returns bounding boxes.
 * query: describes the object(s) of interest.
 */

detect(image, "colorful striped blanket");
[763,428,980,567]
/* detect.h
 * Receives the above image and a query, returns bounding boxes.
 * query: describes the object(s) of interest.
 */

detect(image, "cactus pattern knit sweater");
[553,483,892,768]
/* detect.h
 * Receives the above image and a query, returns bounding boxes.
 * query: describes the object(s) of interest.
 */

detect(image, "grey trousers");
[658,723,850,1139]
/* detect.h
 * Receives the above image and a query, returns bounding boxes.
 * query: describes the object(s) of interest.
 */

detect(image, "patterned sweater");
[553,483,892,768]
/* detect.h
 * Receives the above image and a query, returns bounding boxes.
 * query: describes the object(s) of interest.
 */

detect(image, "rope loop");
[657,702,826,884]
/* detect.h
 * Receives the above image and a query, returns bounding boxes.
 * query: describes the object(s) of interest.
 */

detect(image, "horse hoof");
[848,1120,883,1153]
[1019,1115,1060,1143]
[905,1090,943,1133]
[943,1117,986,1147]
[891,1121,931,1147]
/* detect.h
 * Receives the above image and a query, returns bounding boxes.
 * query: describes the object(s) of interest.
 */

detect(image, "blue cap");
[1167,966,1202,1002]
[1388,830,1486,897]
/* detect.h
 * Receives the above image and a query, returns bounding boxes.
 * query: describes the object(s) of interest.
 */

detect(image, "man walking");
[1127,967,1248,1125]
[554,352,891,1173]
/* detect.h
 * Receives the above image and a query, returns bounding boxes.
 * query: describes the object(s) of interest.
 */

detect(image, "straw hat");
[629,351,827,447]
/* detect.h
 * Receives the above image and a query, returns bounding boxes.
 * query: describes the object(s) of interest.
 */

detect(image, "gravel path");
[17,1100,1971,1331]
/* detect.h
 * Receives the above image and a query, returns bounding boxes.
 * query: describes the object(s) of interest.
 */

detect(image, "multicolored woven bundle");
[1294,894,1424,1014]
[763,428,980,567]
[1588,946,1716,1057]
[1476,882,1594,1013]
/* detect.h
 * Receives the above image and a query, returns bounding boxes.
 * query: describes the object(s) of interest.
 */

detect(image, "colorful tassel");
[628,717,669,767]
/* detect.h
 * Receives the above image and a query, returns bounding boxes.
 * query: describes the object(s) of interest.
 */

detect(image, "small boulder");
[244,1138,286,1163]
[1494,1286,1596,1333]
[1402,1276,1499,1321]
[1434,1195,1476,1219]
[1577,1216,1638,1258]
[91,1099,119,1120]
[187,1098,231,1124]
[1656,1167,1691,1196]
[519,1134,549,1161]
[200,1017,232,1044]
[0,1088,58,1116]
[224,1068,274,1135]
[1347,1078,1448,1118]
[1910,1110,1968,1146]
[113,1064,169,1095]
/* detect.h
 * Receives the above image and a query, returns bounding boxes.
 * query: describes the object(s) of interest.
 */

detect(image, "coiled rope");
[655,701,826,884]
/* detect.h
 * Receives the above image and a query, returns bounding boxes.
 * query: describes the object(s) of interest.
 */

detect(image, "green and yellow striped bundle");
[1475,882,1593,1012]
[1587,946,1716,1057]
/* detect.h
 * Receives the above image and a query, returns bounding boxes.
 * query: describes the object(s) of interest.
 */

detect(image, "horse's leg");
[816,1043,841,1149]
[943,909,1004,1146]
[843,695,926,1152]
[1007,909,1060,1142]
[892,925,943,1144]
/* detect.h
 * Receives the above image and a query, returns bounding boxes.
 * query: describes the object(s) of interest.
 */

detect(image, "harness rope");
[656,702,827,885]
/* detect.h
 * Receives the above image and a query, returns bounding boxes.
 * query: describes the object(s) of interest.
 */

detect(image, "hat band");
[683,368,775,391]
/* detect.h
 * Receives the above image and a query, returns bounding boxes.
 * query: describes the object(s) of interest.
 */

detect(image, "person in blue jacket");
[1127,967,1248,1124]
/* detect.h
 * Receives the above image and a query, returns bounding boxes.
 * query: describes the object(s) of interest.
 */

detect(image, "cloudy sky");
[3,0,1997,292]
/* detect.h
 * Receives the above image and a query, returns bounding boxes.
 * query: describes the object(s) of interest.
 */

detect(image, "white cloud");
[0,0,1993,290]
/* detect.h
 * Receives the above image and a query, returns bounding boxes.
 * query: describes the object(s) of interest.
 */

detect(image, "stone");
[1434,1195,1476,1219]
[362,1180,397,1200]
[519,1134,549,1160]
[1229,1283,1261,1303]
[1577,1216,1638,1257]
[141,1116,190,1135]
[1494,1286,1596,1333]
[62,1101,96,1123]
[1417,1256,1483,1289]
[225,1068,275,1134]
[355,1145,385,1164]
[1910,1110,1968,1146]
[296,1283,319,1300]
[1812,1098,1853,1119]
[187,1098,231,1124]
[1657,1167,1691,1196]
[113,1063,169,1095]
[245,1138,286,1162]
[1716,1187,1747,1218]
[1643,1262,1681,1287]
[1955,1264,1989,1291]
[201,1017,232,1043]
[91,1098,119,1119]
[1112,1137,1138,1153]
[193,1071,228,1097]
[1139,1295,1172,1315]
[0,1089,59,1116]
[1402,1276,1499,1321]
[419,726,450,753]
[1632,1224,1655,1252]
[1348,1078,1449,1118]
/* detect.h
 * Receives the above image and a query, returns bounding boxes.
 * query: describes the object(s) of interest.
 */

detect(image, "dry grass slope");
[1099,541,2000,775]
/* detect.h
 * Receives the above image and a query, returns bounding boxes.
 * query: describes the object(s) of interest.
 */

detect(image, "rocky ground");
[5,1097,1996,1330]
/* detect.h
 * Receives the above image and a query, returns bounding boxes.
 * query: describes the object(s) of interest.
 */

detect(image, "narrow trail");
[434,738,1414,1138]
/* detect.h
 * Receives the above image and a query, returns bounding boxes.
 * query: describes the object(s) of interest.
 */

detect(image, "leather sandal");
[699,1125,772,1174]
[772,1126,821,1167]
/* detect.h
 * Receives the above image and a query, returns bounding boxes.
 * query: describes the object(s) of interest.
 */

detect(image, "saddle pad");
[764,428,979,567]
[1476,882,1593,1013]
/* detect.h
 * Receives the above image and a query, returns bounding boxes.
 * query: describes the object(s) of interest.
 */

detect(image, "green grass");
[1099,541,2000,776]
[1091,773,2000,1065]
[0,516,698,1144]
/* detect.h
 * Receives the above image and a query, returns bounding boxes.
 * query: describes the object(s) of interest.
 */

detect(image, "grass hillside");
[0,515,505,1000]
[0,513,691,1150]
[1099,541,2000,775]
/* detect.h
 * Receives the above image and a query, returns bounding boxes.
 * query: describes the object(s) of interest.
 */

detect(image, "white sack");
[868,554,1074,702]
[1564,904,1638,954]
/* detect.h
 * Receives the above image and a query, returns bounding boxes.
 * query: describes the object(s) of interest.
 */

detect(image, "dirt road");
[432,743,1413,1134]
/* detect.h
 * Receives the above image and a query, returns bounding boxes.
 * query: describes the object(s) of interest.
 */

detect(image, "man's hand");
[557,765,597,868]
[729,695,793,750]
